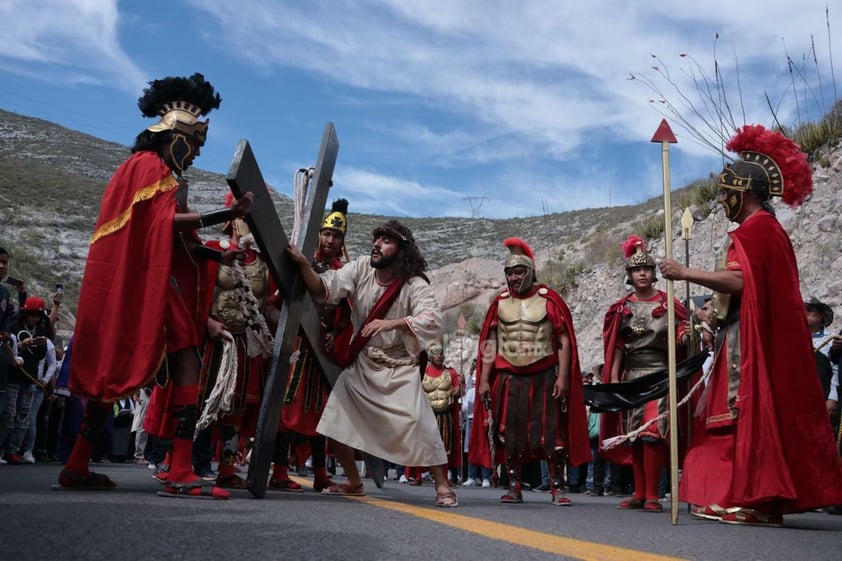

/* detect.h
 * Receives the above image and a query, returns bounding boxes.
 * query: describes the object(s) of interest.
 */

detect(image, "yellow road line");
[290,477,688,561]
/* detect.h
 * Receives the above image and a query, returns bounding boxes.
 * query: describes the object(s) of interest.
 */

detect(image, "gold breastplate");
[212,258,269,334]
[422,370,454,413]
[496,291,554,367]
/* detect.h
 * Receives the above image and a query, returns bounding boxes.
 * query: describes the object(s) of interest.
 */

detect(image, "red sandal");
[54,469,116,490]
[268,478,303,492]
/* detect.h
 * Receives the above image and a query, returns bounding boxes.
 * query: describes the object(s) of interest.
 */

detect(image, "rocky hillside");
[1,109,841,369]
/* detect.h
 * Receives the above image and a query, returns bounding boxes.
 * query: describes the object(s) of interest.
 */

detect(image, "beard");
[370,250,398,269]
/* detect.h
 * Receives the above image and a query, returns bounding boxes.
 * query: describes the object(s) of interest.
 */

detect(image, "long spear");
[681,208,695,355]
[651,119,680,525]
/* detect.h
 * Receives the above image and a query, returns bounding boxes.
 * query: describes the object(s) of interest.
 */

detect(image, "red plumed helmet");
[503,237,534,260]
[725,124,813,207]
[621,235,645,259]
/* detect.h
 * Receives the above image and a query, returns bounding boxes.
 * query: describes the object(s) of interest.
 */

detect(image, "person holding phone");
[0,296,50,464]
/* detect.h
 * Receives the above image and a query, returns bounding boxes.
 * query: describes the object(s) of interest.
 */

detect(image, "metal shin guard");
[500,462,523,504]
[221,425,239,467]
[79,404,109,442]
[550,451,572,506]
[172,405,198,441]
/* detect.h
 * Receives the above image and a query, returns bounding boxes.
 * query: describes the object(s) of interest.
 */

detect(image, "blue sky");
[1,1,837,218]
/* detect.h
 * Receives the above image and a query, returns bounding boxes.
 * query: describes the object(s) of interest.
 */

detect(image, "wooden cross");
[226,124,339,498]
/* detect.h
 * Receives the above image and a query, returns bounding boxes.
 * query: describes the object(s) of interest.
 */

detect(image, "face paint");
[719,187,743,221]
[168,133,194,174]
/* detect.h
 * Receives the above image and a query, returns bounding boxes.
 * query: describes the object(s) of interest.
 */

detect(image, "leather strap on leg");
[79,403,109,442]
[221,424,239,467]
[172,405,198,441]
[549,450,572,506]
[500,461,523,503]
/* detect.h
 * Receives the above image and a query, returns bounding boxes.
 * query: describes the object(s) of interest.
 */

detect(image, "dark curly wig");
[372,219,429,283]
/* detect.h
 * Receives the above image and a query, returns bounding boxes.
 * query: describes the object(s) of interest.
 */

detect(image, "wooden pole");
[651,119,680,524]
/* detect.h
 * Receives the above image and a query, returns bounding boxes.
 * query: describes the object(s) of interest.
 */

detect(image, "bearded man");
[286,220,457,507]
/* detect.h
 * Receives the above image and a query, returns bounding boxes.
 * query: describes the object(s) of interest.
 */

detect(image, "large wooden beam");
[226,124,339,497]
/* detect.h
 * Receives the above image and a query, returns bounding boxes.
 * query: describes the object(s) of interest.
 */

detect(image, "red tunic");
[71,151,204,401]
[599,291,689,466]
[280,256,352,434]
[468,285,590,469]
[680,210,842,513]
[198,242,274,437]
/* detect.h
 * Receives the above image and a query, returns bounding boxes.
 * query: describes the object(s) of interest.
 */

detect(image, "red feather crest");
[622,235,645,259]
[726,124,813,206]
[503,237,534,260]
[224,191,234,208]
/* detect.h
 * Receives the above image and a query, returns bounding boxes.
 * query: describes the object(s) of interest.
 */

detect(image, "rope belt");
[366,346,418,367]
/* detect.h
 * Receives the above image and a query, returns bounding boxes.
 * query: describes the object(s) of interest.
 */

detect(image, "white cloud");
[0,0,146,91]
[188,0,836,162]
[1,0,836,218]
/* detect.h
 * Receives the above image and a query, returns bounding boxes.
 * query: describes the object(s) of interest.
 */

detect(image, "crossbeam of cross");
[226,124,339,497]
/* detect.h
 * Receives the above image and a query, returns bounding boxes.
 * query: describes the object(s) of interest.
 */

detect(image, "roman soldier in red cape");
[599,235,690,513]
[660,125,842,526]
[60,74,252,501]
[469,238,590,506]
[272,198,353,492]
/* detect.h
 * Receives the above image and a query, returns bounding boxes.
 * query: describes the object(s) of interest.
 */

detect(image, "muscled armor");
[422,370,455,413]
[496,290,554,368]
[212,255,269,334]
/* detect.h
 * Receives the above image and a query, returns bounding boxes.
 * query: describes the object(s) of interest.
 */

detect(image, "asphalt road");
[2,462,840,561]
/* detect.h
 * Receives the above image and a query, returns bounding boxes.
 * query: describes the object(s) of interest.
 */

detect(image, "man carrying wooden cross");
[286,219,458,508]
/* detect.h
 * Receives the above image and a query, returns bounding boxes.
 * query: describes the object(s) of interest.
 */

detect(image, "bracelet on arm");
[198,208,234,229]
[192,245,224,262]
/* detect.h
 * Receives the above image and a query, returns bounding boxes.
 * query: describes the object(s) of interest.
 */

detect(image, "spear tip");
[651,118,677,143]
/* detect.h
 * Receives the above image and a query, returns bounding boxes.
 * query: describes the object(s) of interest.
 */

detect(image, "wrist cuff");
[192,245,224,262]
[198,208,234,229]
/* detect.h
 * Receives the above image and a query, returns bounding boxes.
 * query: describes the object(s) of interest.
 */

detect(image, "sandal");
[719,508,783,527]
[313,477,337,492]
[500,481,523,504]
[689,504,732,521]
[53,469,116,490]
[644,500,664,513]
[157,480,230,500]
[153,463,170,484]
[618,497,645,509]
[551,489,572,506]
[268,478,303,492]
[321,482,366,496]
[216,474,249,489]
[435,489,459,508]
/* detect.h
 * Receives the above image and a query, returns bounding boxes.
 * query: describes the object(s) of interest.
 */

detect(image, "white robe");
[316,256,447,467]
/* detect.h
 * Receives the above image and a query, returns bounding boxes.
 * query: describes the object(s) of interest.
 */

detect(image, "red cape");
[599,291,689,465]
[468,285,590,468]
[682,211,842,512]
[71,151,178,400]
